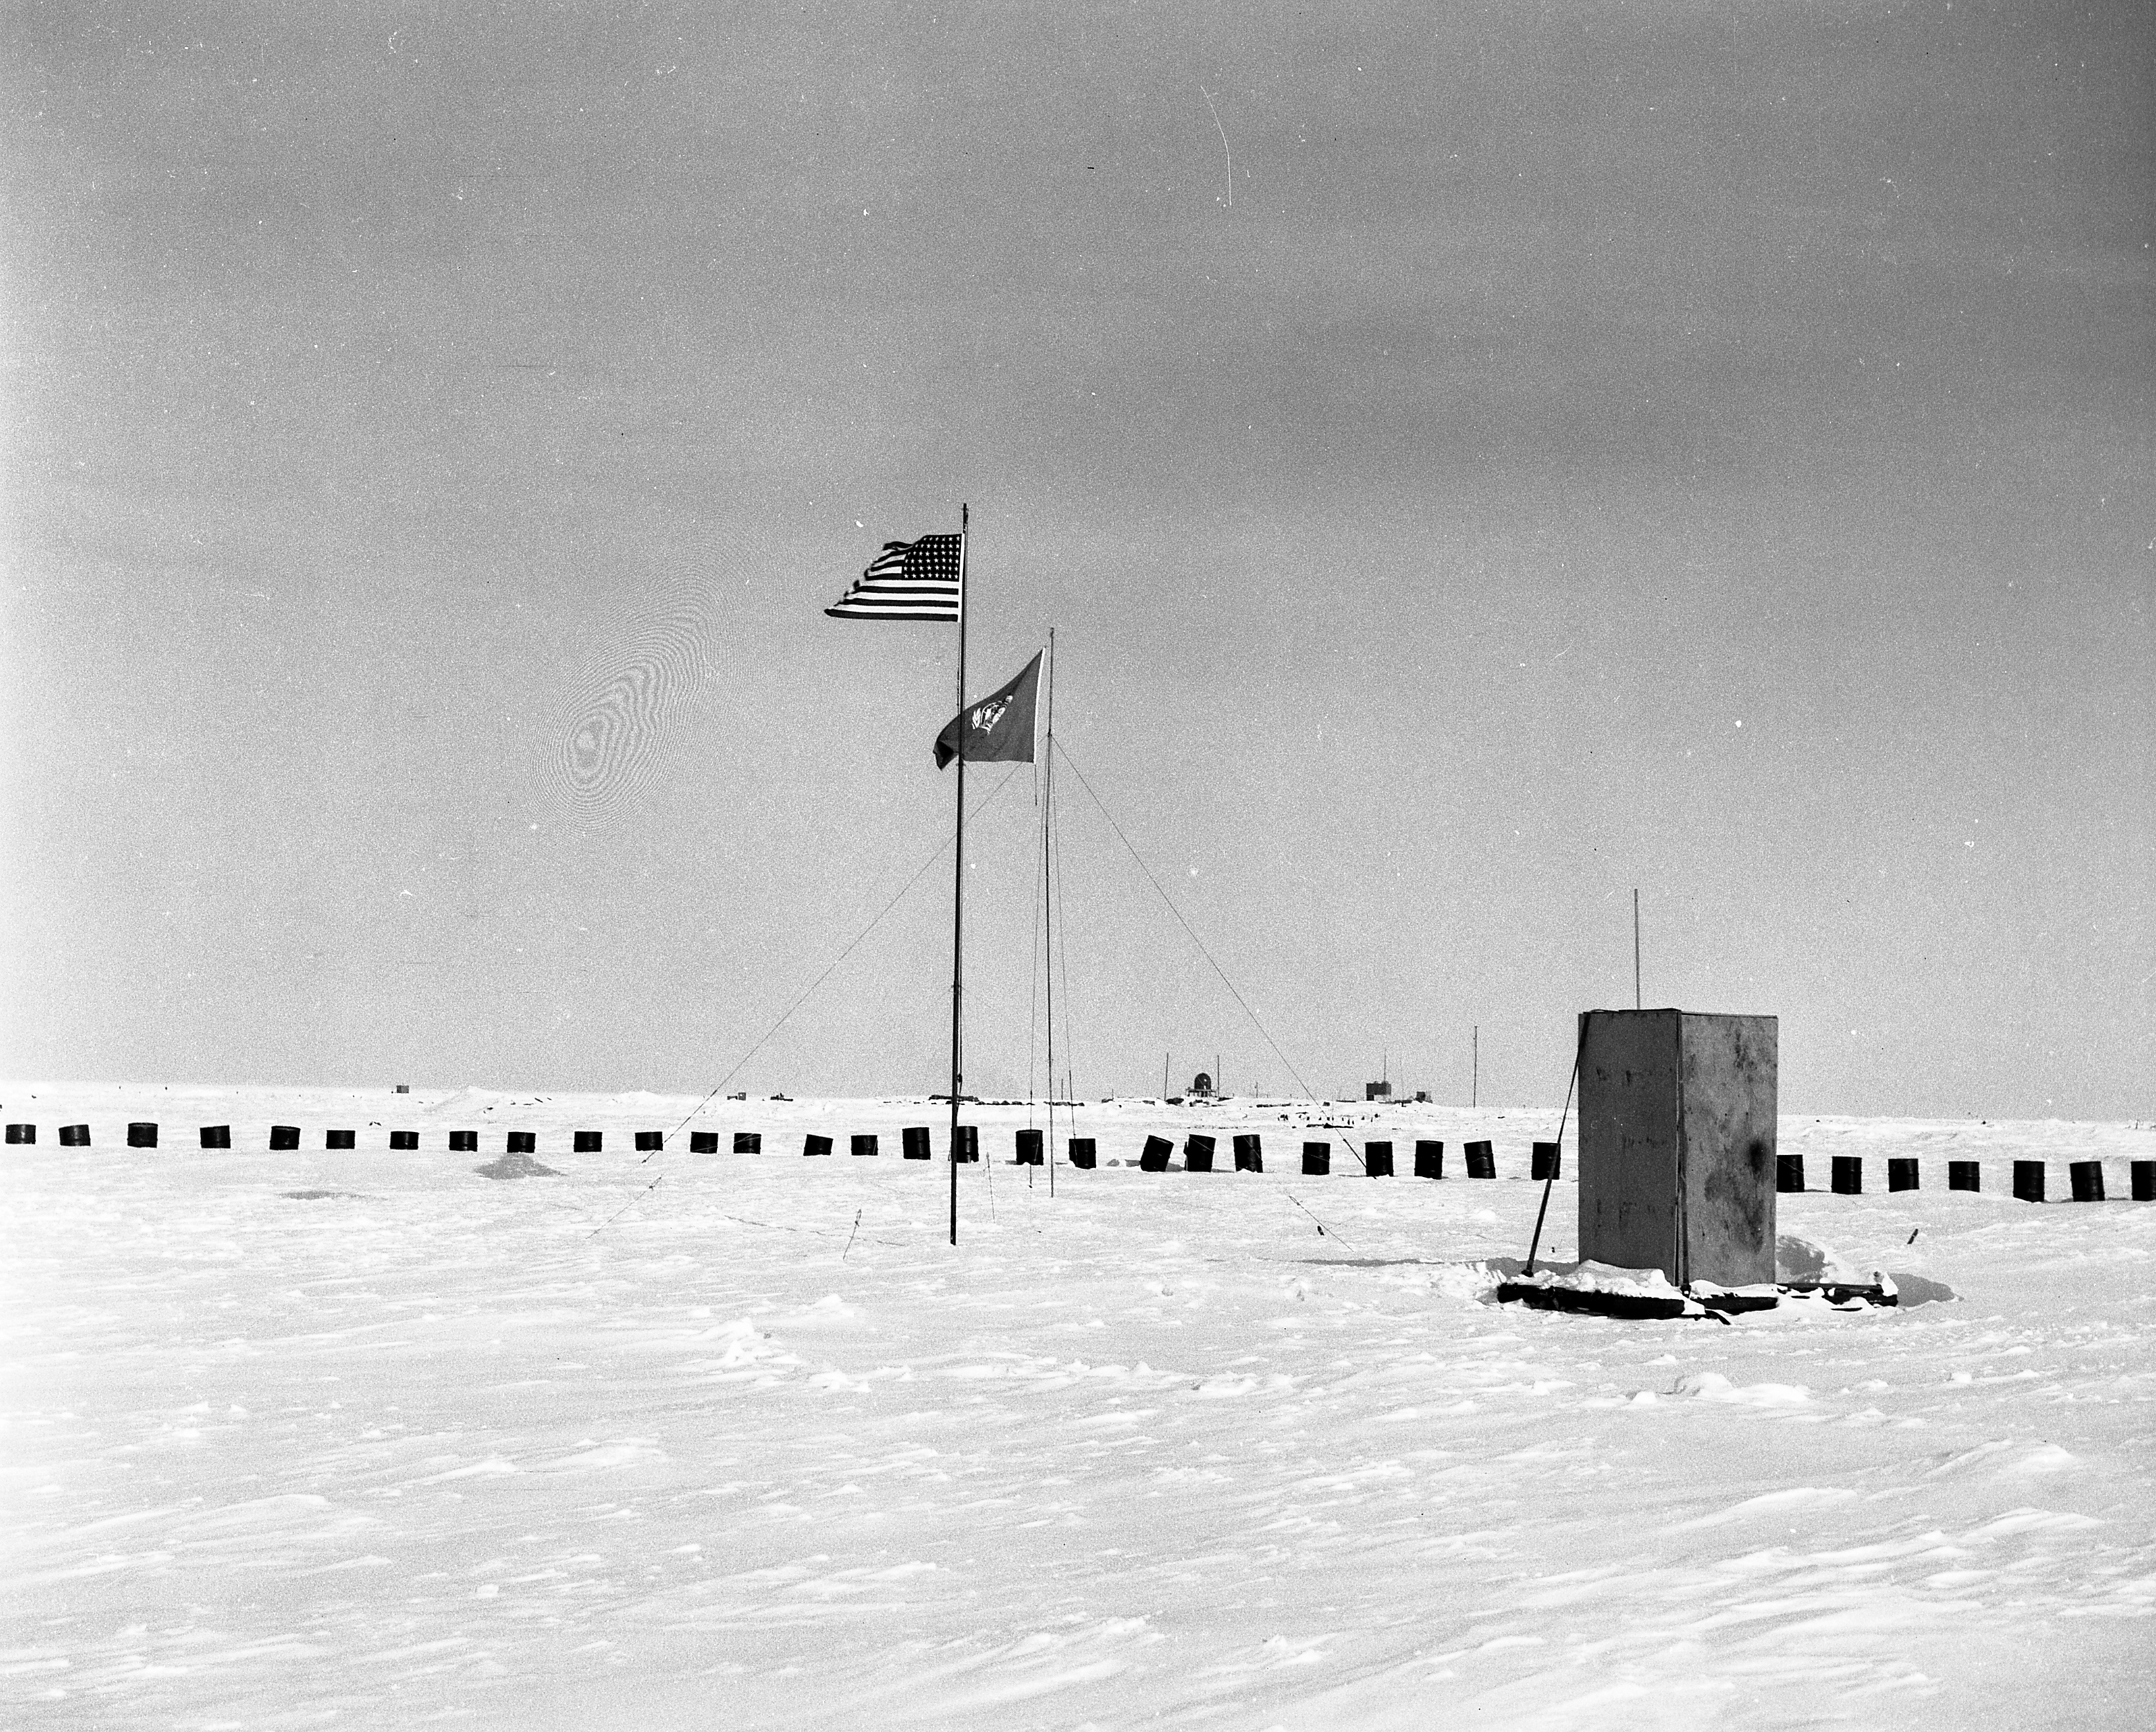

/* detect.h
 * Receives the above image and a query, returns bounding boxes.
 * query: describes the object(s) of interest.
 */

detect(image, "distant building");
[1366,1081,1391,1101]
[1192,1072,1214,1096]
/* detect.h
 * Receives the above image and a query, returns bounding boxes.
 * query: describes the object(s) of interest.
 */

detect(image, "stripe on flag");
[826,534,962,621]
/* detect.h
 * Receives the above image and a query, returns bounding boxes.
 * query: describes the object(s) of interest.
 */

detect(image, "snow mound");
[1776,1232,1873,1285]
[531,1440,667,1472]
[697,1318,805,1383]
[474,1152,561,1180]
[1429,1262,1509,1302]
[1891,1272,1958,1307]
[1998,1444,2078,1476]
[425,1086,516,1117]
[775,1293,862,1329]
[1669,1370,1811,1406]
[1509,1260,1687,1300]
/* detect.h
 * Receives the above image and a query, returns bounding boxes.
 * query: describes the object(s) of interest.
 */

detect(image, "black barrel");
[574,1130,602,1154]
[1139,1135,1172,1172]
[803,1133,833,1157]
[200,1125,231,1149]
[127,1122,157,1149]
[1014,1129,1041,1165]
[270,1124,300,1150]
[389,1131,418,1151]
[1831,1156,1862,1194]
[1465,1140,1495,1179]
[1302,1140,1330,1176]
[506,1131,535,1155]
[902,1126,931,1160]
[1233,1133,1263,1173]
[854,1133,881,1158]
[2013,1160,2045,1203]
[327,1129,357,1151]
[450,1131,477,1153]
[1530,1142,1560,1181]
[1183,1133,1214,1172]
[690,1131,717,1154]
[955,1124,980,1163]
[2069,1160,2105,1203]
[1364,1140,1393,1178]
[1776,1154,1804,1192]
[635,1131,662,1154]
[1413,1140,1443,1179]
[60,1124,90,1147]
[736,1131,763,1154]
[6,1124,33,1144]
[1949,1160,1979,1192]
[1888,1157,1918,1192]
[2133,1160,2155,1203]
[1068,1137,1097,1169]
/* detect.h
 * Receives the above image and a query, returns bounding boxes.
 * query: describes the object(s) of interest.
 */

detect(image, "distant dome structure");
[1192,1071,1213,1095]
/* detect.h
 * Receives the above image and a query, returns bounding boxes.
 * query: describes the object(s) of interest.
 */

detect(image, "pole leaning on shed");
[1524,1016,1588,1275]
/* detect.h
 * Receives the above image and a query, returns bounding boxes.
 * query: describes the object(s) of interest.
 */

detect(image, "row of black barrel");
[801,1130,1539,1176]
[5,1120,1529,1176]
[23,1120,2144,1201]
[8,1122,710,1154]
[1777,1152,2155,1203]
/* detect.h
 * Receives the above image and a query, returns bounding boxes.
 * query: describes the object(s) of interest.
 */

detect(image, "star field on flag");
[825,534,962,621]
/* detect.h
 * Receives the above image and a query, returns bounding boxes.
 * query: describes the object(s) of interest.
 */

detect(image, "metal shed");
[1577,1009,1778,1288]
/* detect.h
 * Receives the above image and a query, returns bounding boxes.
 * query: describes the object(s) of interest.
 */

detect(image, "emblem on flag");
[826,533,962,621]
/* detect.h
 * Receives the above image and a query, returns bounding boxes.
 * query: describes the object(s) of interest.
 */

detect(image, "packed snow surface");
[3,1084,2153,1729]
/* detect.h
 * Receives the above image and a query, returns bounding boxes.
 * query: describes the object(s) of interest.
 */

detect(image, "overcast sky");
[4,1,2149,1117]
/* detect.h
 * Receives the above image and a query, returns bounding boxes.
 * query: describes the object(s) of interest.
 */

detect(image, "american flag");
[825,534,962,621]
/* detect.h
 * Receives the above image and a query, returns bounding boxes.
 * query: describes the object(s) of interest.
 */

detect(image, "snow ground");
[4,1084,2153,1730]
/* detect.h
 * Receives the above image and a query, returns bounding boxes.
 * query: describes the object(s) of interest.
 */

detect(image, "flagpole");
[949,504,969,1247]
[1043,624,1057,1200]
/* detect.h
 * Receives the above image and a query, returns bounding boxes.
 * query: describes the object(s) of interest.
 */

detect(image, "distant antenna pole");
[1633,887,1641,1010]
[1472,1025,1478,1109]
[1165,1053,1169,1097]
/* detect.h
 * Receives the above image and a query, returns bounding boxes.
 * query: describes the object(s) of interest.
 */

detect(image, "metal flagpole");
[1043,626,1056,1199]
[949,505,969,1246]
[1633,888,1641,1009]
